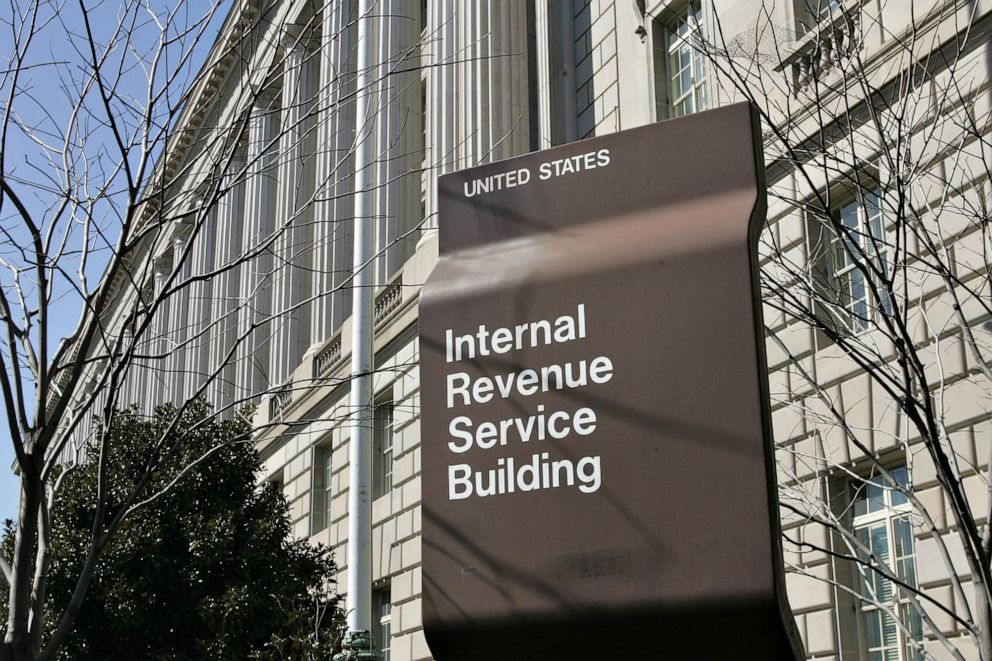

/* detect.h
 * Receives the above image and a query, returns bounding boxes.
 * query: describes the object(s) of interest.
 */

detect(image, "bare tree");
[669,0,992,657]
[0,0,445,658]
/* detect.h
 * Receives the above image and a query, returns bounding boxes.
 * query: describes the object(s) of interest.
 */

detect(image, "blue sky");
[0,1,227,524]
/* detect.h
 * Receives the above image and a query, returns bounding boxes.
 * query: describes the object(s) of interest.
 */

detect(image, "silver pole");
[343,0,376,653]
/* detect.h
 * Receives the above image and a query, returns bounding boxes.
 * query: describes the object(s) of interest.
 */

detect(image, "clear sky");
[0,1,227,524]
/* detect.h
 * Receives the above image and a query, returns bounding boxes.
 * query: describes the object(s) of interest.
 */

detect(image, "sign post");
[419,103,804,660]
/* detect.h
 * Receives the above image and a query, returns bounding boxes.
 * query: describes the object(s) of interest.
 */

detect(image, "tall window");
[372,398,394,500]
[373,585,392,661]
[851,467,923,660]
[652,1,708,119]
[814,0,841,22]
[795,0,843,33]
[310,443,333,534]
[829,190,890,332]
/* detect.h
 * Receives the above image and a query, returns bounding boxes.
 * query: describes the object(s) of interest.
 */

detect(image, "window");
[795,0,843,34]
[372,398,394,500]
[851,467,923,660]
[813,0,841,22]
[828,190,891,333]
[310,442,333,534]
[373,585,392,661]
[652,1,708,120]
[267,469,285,491]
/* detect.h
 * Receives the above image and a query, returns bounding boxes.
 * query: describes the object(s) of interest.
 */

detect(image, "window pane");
[311,445,330,533]
[870,523,892,602]
[323,448,333,525]
[881,614,899,651]
[891,466,910,488]
[841,200,859,229]
[902,603,924,658]
[854,487,868,518]
[373,401,394,499]
[893,516,913,560]
[373,587,392,661]
[891,484,907,507]
[865,609,882,648]
[868,219,884,248]
[898,558,916,588]
[867,479,884,513]
[669,53,681,94]
[833,240,850,273]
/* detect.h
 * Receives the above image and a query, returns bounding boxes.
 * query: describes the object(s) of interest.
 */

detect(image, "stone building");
[74,0,992,659]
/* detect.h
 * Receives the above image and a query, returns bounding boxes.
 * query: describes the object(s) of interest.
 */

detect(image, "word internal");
[445,304,586,362]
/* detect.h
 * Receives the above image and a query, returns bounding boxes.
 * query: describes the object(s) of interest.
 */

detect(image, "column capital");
[153,252,173,277]
[280,23,317,52]
[250,86,280,111]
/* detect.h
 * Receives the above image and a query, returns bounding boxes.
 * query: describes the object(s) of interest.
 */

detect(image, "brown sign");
[419,103,803,660]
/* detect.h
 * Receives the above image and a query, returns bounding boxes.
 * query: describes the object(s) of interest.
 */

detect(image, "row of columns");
[117,0,538,416]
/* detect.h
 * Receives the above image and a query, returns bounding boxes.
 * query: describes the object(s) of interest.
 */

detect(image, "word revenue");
[448,452,602,500]
[446,356,613,408]
[444,303,587,363]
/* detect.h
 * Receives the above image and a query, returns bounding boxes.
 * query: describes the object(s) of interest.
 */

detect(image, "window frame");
[807,185,892,342]
[650,0,709,121]
[827,189,891,334]
[372,584,392,661]
[816,0,842,21]
[794,0,843,32]
[310,440,333,535]
[849,467,923,661]
[372,395,394,501]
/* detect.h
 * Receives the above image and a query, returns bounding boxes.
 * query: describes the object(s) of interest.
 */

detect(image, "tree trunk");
[976,581,992,661]
[3,473,41,661]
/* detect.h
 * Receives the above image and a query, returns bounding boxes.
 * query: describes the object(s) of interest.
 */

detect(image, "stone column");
[371,0,423,284]
[208,154,245,413]
[146,256,172,412]
[236,96,277,401]
[121,326,136,409]
[132,282,152,411]
[421,0,456,241]
[311,0,357,346]
[184,204,215,402]
[420,1,531,243]
[269,25,314,386]
[452,1,532,169]
[166,222,191,403]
